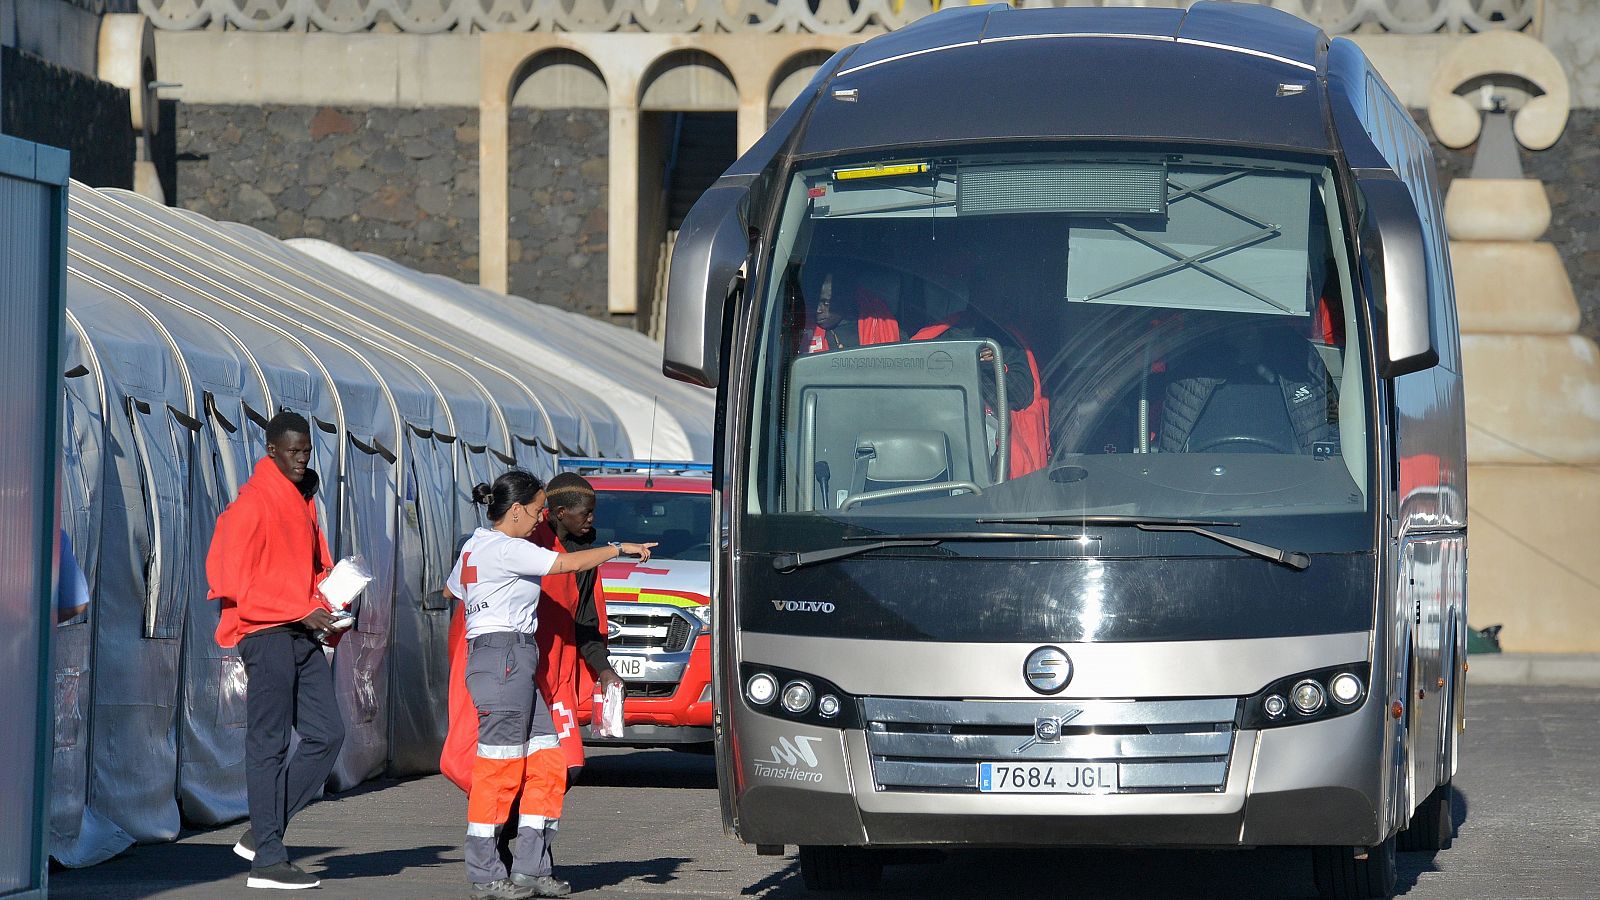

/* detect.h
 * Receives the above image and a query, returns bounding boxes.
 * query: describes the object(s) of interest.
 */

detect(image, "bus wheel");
[1397,781,1454,852]
[1312,835,1396,899]
[798,845,884,891]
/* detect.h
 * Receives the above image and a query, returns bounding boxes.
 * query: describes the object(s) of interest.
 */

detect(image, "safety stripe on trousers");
[466,822,499,838]
[526,735,559,753]
[518,814,552,829]
[477,742,525,760]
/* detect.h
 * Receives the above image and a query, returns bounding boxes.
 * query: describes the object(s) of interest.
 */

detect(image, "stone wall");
[1426,109,1600,346]
[506,108,609,320]
[3,46,133,189]
[177,105,481,286]
[176,103,613,319]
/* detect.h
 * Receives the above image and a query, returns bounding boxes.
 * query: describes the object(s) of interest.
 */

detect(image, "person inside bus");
[910,263,1051,478]
[445,470,654,900]
[799,266,901,353]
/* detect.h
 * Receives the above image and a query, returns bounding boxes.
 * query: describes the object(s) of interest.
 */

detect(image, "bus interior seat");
[850,430,953,498]
[1169,382,1300,453]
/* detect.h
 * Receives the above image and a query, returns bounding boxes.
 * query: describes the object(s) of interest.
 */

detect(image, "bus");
[662,4,1466,897]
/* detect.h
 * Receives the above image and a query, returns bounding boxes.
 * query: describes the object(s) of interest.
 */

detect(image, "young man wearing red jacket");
[207,411,345,891]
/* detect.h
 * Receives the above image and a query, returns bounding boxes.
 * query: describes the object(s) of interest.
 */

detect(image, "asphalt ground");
[49,683,1600,899]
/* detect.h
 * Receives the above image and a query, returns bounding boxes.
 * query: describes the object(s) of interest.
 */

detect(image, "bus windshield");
[742,150,1373,556]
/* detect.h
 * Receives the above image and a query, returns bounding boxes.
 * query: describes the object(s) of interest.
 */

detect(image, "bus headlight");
[1291,680,1326,714]
[1330,672,1364,705]
[1240,662,1370,729]
[745,672,777,706]
[781,680,814,714]
[738,663,858,728]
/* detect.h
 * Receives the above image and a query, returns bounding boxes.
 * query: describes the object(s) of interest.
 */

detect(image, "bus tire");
[798,845,883,891]
[1397,781,1454,852]
[1312,835,1397,899]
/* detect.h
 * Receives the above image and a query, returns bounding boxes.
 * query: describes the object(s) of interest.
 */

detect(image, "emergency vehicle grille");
[608,607,695,653]
[862,697,1239,794]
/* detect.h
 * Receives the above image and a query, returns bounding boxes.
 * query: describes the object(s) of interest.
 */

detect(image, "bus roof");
[796,1,1334,159]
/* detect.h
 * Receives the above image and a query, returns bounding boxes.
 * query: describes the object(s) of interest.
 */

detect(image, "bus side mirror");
[1357,173,1439,378]
[663,184,751,388]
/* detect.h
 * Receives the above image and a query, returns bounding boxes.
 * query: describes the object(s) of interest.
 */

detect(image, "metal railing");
[138,0,1540,35]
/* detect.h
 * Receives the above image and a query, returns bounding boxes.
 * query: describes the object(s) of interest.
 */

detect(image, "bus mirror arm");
[664,182,753,389]
[1355,171,1439,379]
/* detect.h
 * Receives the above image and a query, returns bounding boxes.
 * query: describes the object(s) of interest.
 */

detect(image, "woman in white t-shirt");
[447,470,653,900]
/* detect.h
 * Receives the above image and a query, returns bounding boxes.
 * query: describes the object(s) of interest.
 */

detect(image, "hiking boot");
[469,879,536,900]
[246,861,320,890]
[510,873,573,898]
[233,828,257,862]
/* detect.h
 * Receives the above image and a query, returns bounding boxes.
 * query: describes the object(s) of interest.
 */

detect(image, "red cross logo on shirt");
[459,552,478,587]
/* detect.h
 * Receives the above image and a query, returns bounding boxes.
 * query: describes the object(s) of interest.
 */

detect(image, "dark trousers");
[239,627,346,868]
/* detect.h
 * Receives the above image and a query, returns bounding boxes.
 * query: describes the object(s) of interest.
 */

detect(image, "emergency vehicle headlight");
[746,673,778,706]
[1330,672,1363,705]
[1263,694,1287,718]
[781,680,814,714]
[687,604,712,631]
[1291,679,1325,714]
[817,694,841,718]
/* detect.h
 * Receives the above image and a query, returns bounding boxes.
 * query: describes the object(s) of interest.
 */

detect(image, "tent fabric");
[288,240,713,462]
[50,180,707,866]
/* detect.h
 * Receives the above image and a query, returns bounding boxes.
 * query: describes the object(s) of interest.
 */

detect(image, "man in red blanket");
[206,411,345,891]
[802,271,901,353]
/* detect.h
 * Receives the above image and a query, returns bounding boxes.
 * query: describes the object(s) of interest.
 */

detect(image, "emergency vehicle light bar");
[557,457,713,474]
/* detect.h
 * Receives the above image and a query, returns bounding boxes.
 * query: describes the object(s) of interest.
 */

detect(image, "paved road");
[50,684,1600,899]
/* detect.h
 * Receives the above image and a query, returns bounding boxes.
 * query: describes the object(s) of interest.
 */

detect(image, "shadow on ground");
[579,747,717,790]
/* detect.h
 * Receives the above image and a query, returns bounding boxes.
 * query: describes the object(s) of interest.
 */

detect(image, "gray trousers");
[463,631,560,884]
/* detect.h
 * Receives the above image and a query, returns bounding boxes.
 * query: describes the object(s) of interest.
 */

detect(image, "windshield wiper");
[975,514,1311,571]
[772,531,1093,573]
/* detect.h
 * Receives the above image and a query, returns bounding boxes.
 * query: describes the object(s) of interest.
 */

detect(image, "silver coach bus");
[663,4,1466,898]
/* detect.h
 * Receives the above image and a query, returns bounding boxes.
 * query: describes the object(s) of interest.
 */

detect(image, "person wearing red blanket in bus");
[802,271,901,352]
[910,305,1051,479]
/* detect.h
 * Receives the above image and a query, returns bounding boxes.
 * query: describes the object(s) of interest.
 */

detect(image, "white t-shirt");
[447,527,561,639]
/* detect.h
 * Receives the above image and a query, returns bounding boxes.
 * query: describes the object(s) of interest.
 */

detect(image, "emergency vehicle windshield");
[742,150,1374,560]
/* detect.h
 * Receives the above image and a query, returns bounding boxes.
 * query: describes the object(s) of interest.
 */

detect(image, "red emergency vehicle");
[566,461,714,748]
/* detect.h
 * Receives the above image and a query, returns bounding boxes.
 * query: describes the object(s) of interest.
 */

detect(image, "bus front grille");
[861,697,1239,794]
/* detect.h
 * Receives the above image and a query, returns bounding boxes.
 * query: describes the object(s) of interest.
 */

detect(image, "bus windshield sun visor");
[773,530,1114,573]
[975,514,1311,570]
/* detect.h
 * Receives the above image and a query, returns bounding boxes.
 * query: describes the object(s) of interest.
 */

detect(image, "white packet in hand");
[597,681,626,738]
[319,556,372,632]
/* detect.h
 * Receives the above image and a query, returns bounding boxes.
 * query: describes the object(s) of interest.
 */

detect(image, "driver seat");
[1168,381,1298,453]
[849,430,953,501]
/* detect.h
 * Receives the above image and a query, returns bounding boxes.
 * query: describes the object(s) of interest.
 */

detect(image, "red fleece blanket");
[441,528,608,791]
[206,457,333,648]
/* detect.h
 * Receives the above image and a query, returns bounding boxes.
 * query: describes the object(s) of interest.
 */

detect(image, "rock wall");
[506,109,609,320]
[177,104,611,318]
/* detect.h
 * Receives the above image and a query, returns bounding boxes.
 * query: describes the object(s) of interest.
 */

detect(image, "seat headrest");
[856,430,951,483]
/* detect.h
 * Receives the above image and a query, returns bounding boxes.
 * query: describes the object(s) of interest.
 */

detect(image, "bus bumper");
[734,697,1386,849]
